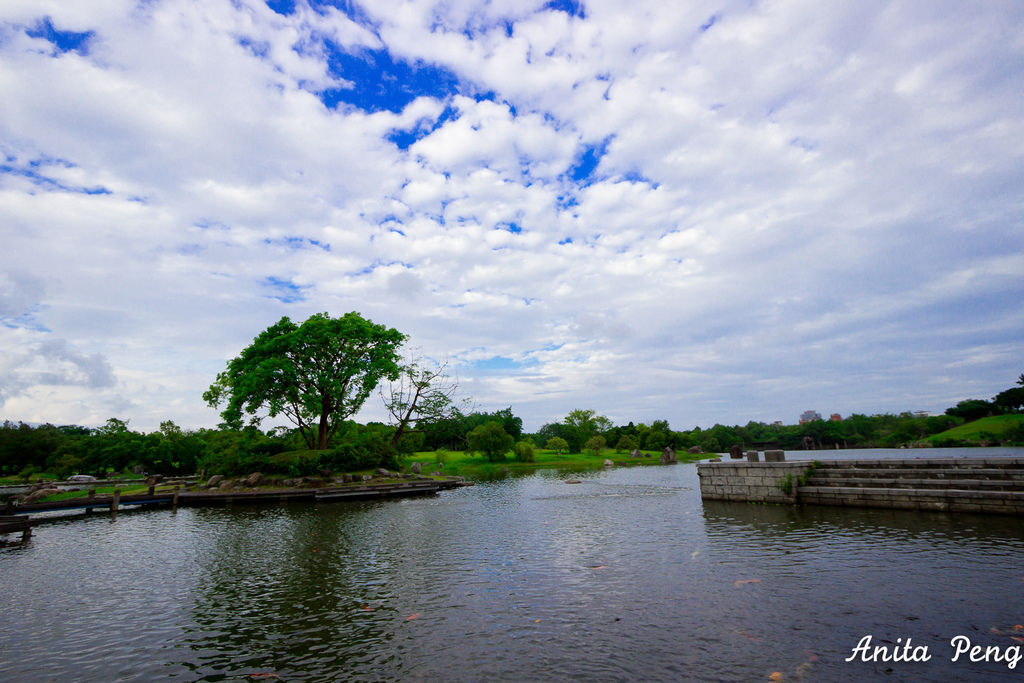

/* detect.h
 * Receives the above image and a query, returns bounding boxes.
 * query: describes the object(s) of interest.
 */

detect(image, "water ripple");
[2,459,1023,681]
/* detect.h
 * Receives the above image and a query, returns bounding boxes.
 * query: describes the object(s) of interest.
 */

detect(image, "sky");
[1,0,1022,434]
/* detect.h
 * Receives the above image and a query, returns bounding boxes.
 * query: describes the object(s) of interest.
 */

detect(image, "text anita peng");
[846,635,1022,669]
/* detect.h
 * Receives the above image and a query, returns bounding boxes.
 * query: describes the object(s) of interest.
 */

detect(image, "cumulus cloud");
[0,0,1021,431]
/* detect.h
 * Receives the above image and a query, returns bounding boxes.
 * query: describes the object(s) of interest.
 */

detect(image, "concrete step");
[804,476,1024,491]
[807,468,1024,481]
[796,485,1024,514]
[814,458,1024,470]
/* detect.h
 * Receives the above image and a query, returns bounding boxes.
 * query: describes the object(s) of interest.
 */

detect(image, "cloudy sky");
[1,0,1022,434]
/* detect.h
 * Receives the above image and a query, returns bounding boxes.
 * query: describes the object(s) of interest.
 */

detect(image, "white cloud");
[0,0,1022,433]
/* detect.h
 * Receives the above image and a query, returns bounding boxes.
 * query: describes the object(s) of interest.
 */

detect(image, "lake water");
[2,448,1023,681]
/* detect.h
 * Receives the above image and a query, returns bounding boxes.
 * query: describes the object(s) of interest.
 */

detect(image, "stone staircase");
[797,458,1024,515]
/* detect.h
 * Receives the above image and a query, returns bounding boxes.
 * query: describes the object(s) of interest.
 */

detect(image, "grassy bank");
[404,447,708,479]
[928,414,1024,446]
[3,448,709,501]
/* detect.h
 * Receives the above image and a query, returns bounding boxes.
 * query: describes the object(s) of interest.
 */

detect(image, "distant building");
[829,413,842,422]
[913,410,931,418]
[799,410,822,424]
[772,421,783,427]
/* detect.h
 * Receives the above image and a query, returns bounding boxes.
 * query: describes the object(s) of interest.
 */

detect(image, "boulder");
[687,446,703,454]
[629,449,643,459]
[342,474,354,483]
[729,444,743,459]
[410,462,421,474]
[764,450,785,462]
[362,474,374,481]
[22,487,60,504]
[244,472,263,487]
[660,446,677,464]
[319,469,332,479]
[429,471,441,476]
[206,474,224,489]
[376,468,390,476]
[746,451,760,462]
[218,480,235,490]
[603,459,614,467]
[708,457,722,462]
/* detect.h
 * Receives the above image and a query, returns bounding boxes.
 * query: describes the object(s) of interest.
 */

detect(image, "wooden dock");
[6,478,468,516]
[0,515,33,542]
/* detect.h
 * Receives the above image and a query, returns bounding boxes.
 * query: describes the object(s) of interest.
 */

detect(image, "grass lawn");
[18,484,156,503]
[2,447,708,501]
[405,447,706,478]
[0,472,59,486]
[928,414,1024,444]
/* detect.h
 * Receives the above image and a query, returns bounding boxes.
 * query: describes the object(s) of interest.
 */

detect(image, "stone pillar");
[729,444,743,459]
[745,451,760,462]
[764,450,785,462]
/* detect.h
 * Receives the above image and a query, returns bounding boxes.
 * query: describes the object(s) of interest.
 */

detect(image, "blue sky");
[1,0,1022,433]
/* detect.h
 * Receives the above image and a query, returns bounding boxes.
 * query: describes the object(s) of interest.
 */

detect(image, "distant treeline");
[3,404,1021,481]
[0,408,524,479]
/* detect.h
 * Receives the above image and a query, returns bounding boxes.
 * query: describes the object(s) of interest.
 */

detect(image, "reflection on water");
[2,450,1023,681]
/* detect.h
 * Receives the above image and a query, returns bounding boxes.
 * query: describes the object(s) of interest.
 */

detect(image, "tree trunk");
[317,411,330,450]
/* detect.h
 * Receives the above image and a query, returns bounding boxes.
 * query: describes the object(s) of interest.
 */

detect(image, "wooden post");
[22,523,32,542]
[111,488,120,515]
[88,488,95,498]
[172,486,180,512]
[148,485,155,495]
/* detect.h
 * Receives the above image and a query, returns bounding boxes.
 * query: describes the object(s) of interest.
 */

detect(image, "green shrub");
[585,435,606,456]
[323,436,394,471]
[545,437,568,454]
[513,440,536,463]
[615,435,638,453]
[265,451,324,477]
[18,465,37,483]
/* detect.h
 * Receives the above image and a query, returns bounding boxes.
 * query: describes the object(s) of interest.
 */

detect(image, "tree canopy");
[204,312,405,450]
[466,421,513,462]
[381,353,462,449]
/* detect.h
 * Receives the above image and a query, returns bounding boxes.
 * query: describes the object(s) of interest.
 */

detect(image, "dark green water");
[2,451,1024,681]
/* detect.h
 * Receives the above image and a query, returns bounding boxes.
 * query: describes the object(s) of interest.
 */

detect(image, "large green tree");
[204,312,405,450]
[562,408,612,453]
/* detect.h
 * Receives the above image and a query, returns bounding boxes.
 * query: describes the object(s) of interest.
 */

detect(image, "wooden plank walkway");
[6,479,467,515]
[0,515,33,541]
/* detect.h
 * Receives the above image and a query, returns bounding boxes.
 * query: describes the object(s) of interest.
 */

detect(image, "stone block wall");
[698,458,1024,515]
[696,461,813,504]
